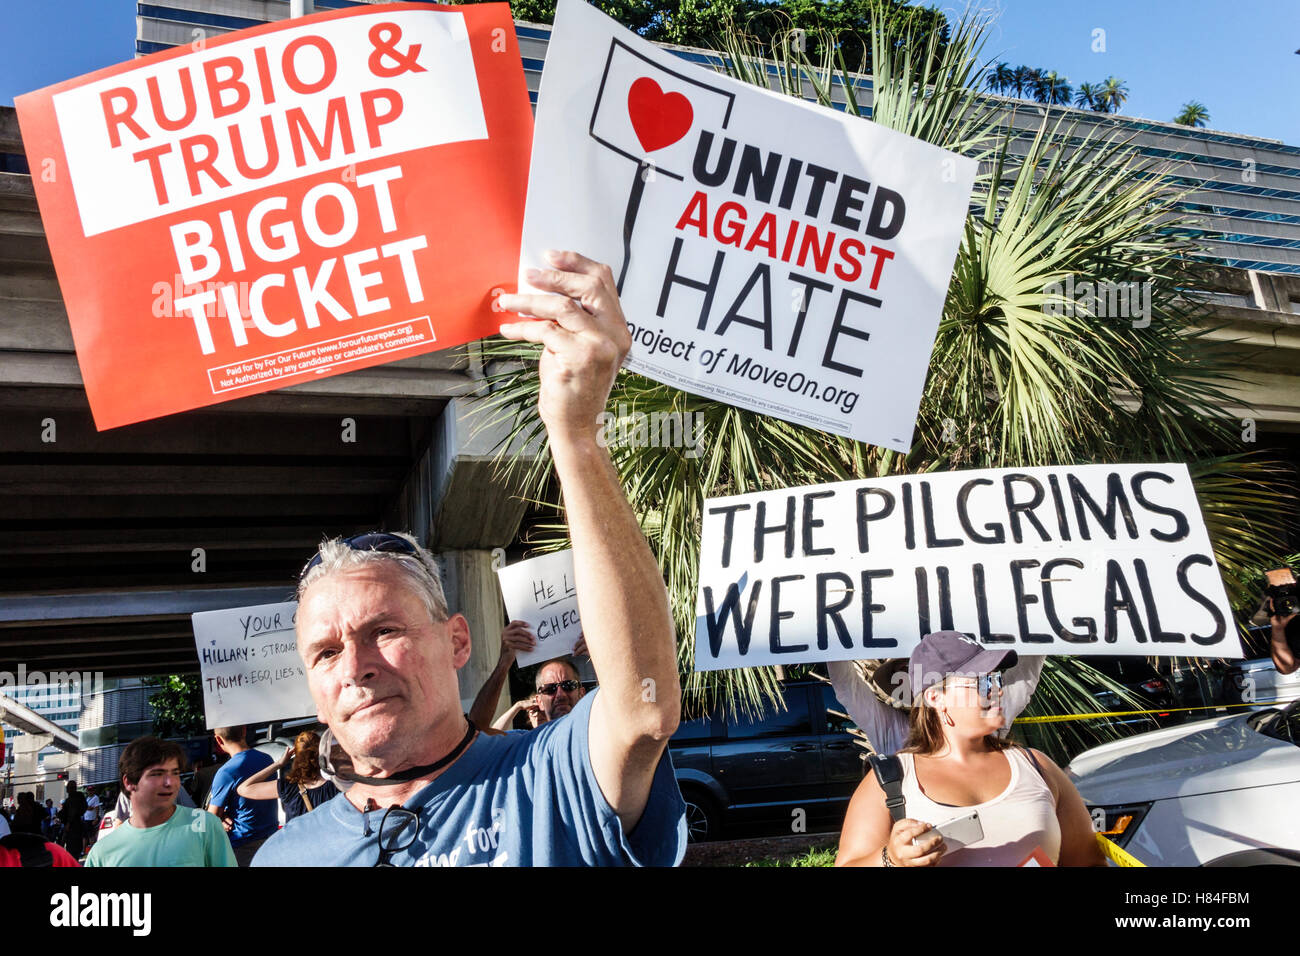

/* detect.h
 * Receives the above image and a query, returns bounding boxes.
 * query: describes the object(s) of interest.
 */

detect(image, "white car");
[1069,699,1300,866]
[1225,653,1300,709]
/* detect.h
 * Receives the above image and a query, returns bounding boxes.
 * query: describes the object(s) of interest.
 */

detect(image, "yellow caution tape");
[1014,698,1292,725]
[1097,833,1146,867]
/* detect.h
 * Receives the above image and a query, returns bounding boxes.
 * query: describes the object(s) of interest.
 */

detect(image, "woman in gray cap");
[826,651,1045,756]
[835,631,1104,867]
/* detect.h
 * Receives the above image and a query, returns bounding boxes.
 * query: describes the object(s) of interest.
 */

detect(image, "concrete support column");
[385,396,541,722]
[385,397,536,551]
[439,549,508,717]
[1248,270,1287,312]
[11,732,50,796]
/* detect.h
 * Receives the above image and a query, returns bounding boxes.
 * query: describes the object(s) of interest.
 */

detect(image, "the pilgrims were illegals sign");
[694,463,1242,671]
[520,0,977,451]
[15,2,532,429]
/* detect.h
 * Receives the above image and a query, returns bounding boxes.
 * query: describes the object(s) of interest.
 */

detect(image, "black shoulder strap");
[0,832,55,867]
[866,753,906,823]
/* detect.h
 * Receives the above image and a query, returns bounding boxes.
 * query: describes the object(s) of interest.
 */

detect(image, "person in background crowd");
[469,620,543,731]
[1266,581,1298,675]
[109,772,195,832]
[533,656,586,723]
[836,631,1105,867]
[189,751,223,807]
[492,693,547,731]
[59,780,87,858]
[12,792,42,835]
[237,730,339,822]
[472,624,593,731]
[252,252,686,867]
[42,798,57,839]
[81,785,101,850]
[86,736,234,868]
[206,725,278,866]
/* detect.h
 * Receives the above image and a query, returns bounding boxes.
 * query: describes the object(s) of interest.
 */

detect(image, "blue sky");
[971,0,1300,145]
[2,1,1298,144]
[0,0,136,105]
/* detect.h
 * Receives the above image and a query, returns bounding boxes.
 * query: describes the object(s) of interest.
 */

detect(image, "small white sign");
[520,0,977,451]
[191,601,315,728]
[695,463,1241,670]
[495,550,582,667]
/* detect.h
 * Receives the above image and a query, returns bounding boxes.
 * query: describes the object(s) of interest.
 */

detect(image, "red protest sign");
[16,2,531,429]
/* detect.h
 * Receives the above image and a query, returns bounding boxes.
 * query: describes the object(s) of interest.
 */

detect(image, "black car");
[1081,657,1180,729]
[668,679,862,842]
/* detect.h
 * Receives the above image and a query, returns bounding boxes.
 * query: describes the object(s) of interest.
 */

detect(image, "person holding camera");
[1264,569,1298,675]
[491,694,547,731]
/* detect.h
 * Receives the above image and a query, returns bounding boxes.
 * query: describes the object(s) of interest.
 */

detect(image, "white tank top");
[897,748,1060,866]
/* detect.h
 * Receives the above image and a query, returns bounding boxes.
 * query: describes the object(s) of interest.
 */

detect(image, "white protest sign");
[192,601,315,729]
[520,0,977,451]
[495,550,582,666]
[695,463,1241,671]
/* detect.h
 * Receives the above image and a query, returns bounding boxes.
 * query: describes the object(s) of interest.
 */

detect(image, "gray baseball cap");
[907,631,1018,699]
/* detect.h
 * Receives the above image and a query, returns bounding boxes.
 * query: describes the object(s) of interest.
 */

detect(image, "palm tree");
[1174,101,1210,128]
[1024,66,1048,102]
[1011,64,1036,99]
[1074,82,1101,111]
[1099,75,1129,113]
[477,7,1294,746]
[1039,70,1072,105]
[986,61,1014,94]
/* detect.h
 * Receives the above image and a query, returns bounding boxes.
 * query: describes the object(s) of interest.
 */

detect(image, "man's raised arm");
[498,250,681,832]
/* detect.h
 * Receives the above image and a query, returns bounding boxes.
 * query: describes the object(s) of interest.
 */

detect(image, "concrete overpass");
[0,692,79,752]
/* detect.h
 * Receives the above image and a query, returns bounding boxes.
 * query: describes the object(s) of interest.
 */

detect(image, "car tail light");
[1089,803,1152,849]
[1140,679,1168,696]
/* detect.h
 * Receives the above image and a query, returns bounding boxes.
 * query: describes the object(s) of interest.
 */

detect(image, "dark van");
[669,679,863,842]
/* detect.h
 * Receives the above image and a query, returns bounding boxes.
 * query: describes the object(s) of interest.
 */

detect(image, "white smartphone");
[914,811,984,850]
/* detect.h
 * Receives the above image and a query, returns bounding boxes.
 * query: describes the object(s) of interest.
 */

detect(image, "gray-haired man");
[253,251,686,867]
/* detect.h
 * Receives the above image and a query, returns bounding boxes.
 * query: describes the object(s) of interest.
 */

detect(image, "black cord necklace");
[329,717,479,787]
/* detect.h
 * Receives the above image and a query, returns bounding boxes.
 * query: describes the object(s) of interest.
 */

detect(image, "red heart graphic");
[627,77,694,153]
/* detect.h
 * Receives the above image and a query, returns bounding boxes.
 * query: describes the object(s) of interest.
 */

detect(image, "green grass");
[742,847,838,867]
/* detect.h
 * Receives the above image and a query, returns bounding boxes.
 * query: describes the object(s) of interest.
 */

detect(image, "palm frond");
[1011,658,1158,765]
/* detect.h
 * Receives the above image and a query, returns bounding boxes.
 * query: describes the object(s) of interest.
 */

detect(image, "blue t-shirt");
[251,690,686,866]
[208,749,279,847]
